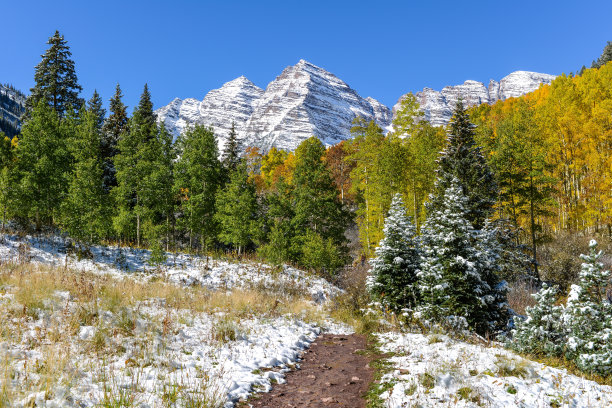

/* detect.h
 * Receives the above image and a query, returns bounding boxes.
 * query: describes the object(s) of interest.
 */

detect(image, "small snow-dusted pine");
[510,283,565,357]
[368,194,420,314]
[418,178,490,334]
[564,240,612,376]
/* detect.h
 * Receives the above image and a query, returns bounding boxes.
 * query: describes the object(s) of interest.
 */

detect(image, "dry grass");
[507,280,538,315]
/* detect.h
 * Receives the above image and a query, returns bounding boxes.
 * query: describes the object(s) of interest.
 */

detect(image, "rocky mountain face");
[157,63,556,152]
[156,60,391,152]
[395,71,556,127]
[0,84,26,138]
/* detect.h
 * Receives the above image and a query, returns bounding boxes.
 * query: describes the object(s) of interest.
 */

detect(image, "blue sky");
[2,0,611,110]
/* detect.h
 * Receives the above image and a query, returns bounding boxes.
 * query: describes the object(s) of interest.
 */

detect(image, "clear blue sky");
[3,0,611,110]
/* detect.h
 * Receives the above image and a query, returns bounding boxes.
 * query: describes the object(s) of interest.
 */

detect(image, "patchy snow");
[0,233,340,303]
[0,233,352,406]
[375,331,612,408]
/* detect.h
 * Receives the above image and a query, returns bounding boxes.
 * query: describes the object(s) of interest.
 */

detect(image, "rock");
[156,60,391,152]
[394,71,556,127]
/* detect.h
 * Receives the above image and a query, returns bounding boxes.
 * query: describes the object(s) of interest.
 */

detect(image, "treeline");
[0,32,352,274]
[469,62,612,273]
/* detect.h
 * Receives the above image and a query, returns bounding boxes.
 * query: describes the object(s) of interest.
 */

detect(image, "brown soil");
[243,333,374,407]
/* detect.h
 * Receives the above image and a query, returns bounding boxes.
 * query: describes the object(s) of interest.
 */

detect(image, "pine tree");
[175,124,222,250]
[222,122,241,172]
[430,100,497,230]
[418,178,489,333]
[510,284,565,357]
[475,220,510,334]
[564,240,612,376]
[24,31,83,120]
[60,106,110,244]
[591,41,612,69]
[215,162,259,255]
[87,90,106,130]
[113,84,158,245]
[101,84,129,192]
[15,100,70,228]
[368,194,421,314]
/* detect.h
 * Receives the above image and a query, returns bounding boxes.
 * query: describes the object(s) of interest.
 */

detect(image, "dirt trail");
[244,333,374,407]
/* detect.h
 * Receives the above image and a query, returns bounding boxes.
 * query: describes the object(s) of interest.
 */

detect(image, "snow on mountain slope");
[157,76,264,152]
[156,60,391,152]
[394,71,556,127]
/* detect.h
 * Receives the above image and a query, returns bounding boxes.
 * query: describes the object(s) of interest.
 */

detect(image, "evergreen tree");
[60,106,110,243]
[101,84,129,192]
[368,194,421,314]
[418,178,490,334]
[430,100,497,230]
[14,100,70,228]
[291,137,351,272]
[510,284,565,357]
[564,240,612,376]
[475,220,510,333]
[87,90,106,130]
[215,162,259,255]
[222,122,241,172]
[175,124,222,250]
[591,41,612,69]
[113,84,158,245]
[24,31,83,119]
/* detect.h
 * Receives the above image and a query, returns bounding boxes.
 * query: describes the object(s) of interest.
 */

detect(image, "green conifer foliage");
[175,124,222,250]
[25,31,83,119]
[591,41,612,69]
[430,100,498,230]
[368,194,421,314]
[215,163,259,255]
[101,84,129,192]
[222,122,241,172]
[60,107,110,243]
[564,240,612,376]
[15,100,70,228]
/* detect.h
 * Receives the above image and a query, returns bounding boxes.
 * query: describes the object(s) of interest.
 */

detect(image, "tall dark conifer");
[24,31,83,120]
[430,100,497,229]
[87,90,106,130]
[101,84,129,191]
[222,122,241,172]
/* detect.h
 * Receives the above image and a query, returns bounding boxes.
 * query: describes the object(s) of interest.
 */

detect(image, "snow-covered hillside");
[0,234,348,407]
[376,332,612,407]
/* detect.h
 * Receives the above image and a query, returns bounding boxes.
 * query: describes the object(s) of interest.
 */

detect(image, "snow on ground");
[0,233,352,407]
[376,331,612,408]
[2,291,320,407]
[0,233,340,303]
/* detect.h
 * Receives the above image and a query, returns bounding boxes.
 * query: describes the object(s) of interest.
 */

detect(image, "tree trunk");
[529,175,540,282]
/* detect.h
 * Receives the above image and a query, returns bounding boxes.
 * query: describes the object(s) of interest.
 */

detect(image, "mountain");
[0,84,26,138]
[395,71,556,127]
[156,60,391,152]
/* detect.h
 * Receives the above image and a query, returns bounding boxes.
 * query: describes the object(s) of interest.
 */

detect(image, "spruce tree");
[222,122,241,172]
[0,134,13,232]
[175,124,222,250]
[215,162,259,255]
[510,284,565,357]
[564,240,612,376]
[24,31,83,120]
[60,106,110,244]
[418,178,489,333]
[87,90,106,130]
[430,100,497,229]
[591,41,612,69]
[101,84,129,191]
[368,194,421,314]
[113,84,158,245]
